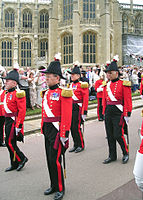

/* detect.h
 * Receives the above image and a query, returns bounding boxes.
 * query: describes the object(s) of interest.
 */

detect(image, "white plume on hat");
[13,62,20,70]
[54,53,61,61]
[73,61,80,66]
[0,65,5,72]
[113,55,119,62]
[106,61,111,66]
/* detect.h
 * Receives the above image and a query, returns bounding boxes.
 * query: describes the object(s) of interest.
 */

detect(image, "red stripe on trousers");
[121,122,128,153]
[8,122,21,162]
[56,142,63,192]
[78,107,84,149]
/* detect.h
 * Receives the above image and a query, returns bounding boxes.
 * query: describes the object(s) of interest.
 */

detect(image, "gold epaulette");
[123,80,131,87]
[142,80,143,85]
[80,81,89,88]
[61,88,73,97]
[40,90,47,98]
[16,90,25,98]
[102,81,107,86]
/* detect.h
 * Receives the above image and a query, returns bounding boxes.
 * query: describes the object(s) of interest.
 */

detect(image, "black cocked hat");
[5,70,19,83]
[68,66,81,75]
[41,61,66,79]
[104,61,119,72]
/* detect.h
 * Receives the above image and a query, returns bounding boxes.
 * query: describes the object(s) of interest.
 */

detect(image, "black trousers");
[105,105,128,160]
[97,98,104,120]
[5,117,26,167]
[0,116,5,144]
[70,103,84,149]
[43,122,65,192]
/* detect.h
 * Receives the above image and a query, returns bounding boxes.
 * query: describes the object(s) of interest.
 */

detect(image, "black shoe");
[5,166,17,172]
[99,118,104,121]
[0,143,6,147]
[17,157,28,171]
[75,147,84,153]
[54,191,64,200]
[69,147,77,153]
[44,187,56,195]
[103,157,117,164]
[122,154,129,164]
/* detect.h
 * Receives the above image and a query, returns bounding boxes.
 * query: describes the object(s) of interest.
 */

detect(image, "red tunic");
[140,78,143,95]
[0,89,5,116]
[4,90,26,132]
[95,79,103,98]
[102,79,132,117]
[71,81,89,115]
[41,87,72,138]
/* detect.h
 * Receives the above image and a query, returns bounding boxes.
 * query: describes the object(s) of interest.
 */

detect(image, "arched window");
[83,32,96,63]
[62,34,73,64]
[39,11,49,33]
[39,39,48,57]
[83,0,96,19]
[63,0,73,21]
[23,10,32,29]
[1,40,12,67]
[5,9,15,28]
[21,40,32,67]
[135,15,142,34]
[122,14,128,34]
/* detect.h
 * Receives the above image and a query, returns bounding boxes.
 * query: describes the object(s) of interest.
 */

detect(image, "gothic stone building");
[0,0,143,69]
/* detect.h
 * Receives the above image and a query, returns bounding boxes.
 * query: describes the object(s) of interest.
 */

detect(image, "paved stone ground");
[0,108,143,200]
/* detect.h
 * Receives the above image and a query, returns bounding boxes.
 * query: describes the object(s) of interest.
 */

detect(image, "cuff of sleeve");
[84,110,87,115]
[15,123,23,128]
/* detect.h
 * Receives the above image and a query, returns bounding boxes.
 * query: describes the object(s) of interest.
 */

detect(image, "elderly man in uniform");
[40,56,73,200]
[4,70,28,172]
[102,60,132,164]
[68,65,89,153]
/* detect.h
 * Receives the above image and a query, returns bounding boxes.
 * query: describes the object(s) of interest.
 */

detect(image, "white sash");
[71,83,82,107]
[43,91,59,131]
[4,94,15,121]
[107,81,123,112]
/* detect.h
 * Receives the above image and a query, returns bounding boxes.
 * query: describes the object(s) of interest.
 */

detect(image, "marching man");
[40,54,73,200]
[94,70,105,121]
[0,79,6,147]
[68,64,89,153]
[4,70,28,172]
[102,58,132,164]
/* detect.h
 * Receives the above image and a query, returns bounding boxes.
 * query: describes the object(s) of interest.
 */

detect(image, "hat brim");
[39,70,66,80]
[4,77,19,83]
[104,69,122,76]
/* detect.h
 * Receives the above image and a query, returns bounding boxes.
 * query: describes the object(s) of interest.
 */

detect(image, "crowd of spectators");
[0,62,143,109]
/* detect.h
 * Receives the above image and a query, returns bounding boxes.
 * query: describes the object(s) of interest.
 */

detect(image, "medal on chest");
[50,92,60,101]
[9,94,13,100]
[72,85,77,90]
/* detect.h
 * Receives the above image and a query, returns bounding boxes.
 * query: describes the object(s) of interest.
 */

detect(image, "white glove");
[60,137,68,146]
[15,128,21,136]
[81,115,86,122]
[141,95,143,100]
[124,116,130,125]
[97,88,103,92]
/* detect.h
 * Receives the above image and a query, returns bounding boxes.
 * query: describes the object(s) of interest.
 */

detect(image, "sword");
[63,154,66,179]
